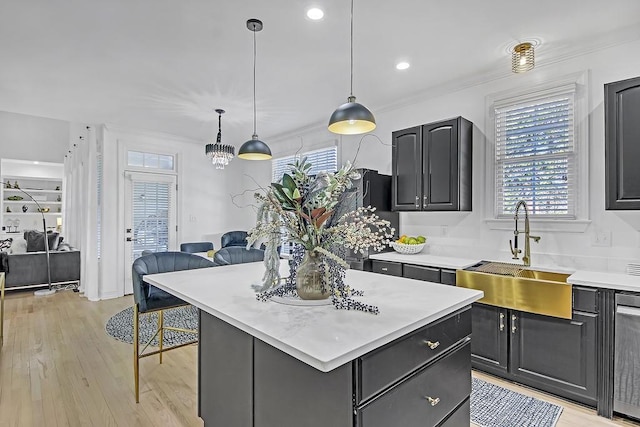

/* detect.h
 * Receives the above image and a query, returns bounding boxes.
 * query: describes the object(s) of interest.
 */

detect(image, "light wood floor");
[0,290,638,427]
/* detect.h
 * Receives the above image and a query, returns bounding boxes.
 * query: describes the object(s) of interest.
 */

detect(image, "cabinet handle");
[424,396,440,406]
[499,313,505,332]
[415,196,420,208]
[511,314,517,334]
[422,340,440,350]
[381,267,388,272]
[423,195,428,207]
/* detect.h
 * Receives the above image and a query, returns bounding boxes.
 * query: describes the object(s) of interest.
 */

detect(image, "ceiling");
[1,0,639,146]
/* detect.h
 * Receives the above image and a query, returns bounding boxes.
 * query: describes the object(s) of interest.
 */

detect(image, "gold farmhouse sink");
[456,261,572,319]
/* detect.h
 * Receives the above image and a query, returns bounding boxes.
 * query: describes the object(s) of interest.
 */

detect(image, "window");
[127,150,174,171]
[494,86,577,219]
[271,146,338,254]
[272,146,338,183]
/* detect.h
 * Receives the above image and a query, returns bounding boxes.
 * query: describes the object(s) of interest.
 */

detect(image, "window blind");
[495,92,576,218]
[132,181,171,260]
[271,146,338,253]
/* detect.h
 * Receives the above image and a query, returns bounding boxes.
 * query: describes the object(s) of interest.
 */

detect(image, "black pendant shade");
[328,96,376,135]
[238,134,272,160]
[240,18,272,160]
[328,0,375,135]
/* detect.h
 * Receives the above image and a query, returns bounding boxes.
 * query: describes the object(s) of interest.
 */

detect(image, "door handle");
[126,228,132,233]
[499,313,505,332]
[126,237,132,242]
[511,314,517,334]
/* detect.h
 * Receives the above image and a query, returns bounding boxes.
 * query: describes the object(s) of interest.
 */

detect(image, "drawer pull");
[381,267,388,271]
[423,340,440,350]
[424,396,440,406]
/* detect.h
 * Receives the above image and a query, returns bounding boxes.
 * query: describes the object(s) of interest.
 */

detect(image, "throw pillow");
[0,238,12,252]
[24,230,60,252]
[9,237,27,254]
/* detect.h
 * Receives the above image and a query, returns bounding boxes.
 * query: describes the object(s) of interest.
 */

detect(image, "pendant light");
[238,18,272,160]
[205,109,235,169]
[328,0,376,135]
[511,42,535,73]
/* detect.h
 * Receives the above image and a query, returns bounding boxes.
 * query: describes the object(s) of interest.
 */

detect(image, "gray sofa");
[0,231,81,290]
[5,250,80,289]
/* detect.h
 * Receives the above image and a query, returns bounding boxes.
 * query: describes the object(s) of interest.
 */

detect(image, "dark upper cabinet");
[391,126,422,210]
[392,117,472,211]
[605,76,640,210]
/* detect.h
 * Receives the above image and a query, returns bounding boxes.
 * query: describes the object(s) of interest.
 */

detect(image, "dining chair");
[131,251,216,402]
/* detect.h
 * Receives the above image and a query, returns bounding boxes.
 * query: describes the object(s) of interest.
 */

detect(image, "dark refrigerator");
[330,169,399,270]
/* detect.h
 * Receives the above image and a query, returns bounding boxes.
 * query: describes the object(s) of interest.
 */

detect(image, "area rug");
[105,305,198,347]
[471,377,563,427]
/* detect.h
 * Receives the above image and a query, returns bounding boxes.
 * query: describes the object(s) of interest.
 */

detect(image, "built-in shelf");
[4,201,62,205]
[2,174,63,231]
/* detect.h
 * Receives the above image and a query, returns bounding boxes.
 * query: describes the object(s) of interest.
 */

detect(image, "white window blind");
[272,146,338,182]
[271,146,338,254]
[132,181,171,260]
[495,90,576,218]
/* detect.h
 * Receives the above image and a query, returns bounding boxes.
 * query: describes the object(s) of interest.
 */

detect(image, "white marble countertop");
[568,270,640,292]
[369,252,480,270]
[370,251,640,292]
[144,260,483,372]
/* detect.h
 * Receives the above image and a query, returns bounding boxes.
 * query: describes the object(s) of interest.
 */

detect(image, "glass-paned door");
[124,172,177,294]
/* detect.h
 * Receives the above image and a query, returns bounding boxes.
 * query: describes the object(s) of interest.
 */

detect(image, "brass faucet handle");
[529,235,541,243]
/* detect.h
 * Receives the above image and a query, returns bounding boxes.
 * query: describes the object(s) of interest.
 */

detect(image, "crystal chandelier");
[205,109,235,169]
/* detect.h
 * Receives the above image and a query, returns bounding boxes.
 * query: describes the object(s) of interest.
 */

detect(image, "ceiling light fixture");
[238,19,272,160]
[512,42,535,73]
[306,8,324,20]
[396,61,410,70]
[328,0,376,135]
[205,109,235,169]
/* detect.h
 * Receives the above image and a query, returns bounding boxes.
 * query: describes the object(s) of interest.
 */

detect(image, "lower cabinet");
[471,294,598,407]
[370,260,456,286]
[201,307,473,427]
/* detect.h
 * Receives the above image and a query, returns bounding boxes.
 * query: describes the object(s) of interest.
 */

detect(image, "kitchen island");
[145,260,483,427]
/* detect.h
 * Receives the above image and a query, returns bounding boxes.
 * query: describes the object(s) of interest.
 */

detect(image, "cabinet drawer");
[358,308,471,402]
[357,342,471,427]
[404,264,441,283]
[371,260,402,277]
[439,398,470,427]
[573,286,598,313]
[440,269,457,286]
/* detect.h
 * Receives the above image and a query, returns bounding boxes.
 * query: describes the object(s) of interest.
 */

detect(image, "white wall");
[267,40,640,273]
[99,125,265,299]
[0,111,70,174]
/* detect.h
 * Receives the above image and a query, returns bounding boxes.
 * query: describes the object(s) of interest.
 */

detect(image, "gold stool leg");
[158,310,164,364]
[134,304,140,403]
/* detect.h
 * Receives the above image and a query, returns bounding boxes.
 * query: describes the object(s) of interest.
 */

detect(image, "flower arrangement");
[248,157,395,313]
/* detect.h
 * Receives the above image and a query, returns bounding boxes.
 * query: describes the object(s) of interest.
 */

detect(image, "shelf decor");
[248,157,394,314]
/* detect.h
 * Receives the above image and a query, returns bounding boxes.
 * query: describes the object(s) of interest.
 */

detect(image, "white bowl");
[390,242,426,255]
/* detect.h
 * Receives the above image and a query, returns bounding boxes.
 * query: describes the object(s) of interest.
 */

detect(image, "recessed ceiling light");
[306,8,324,20]
[396,62,410,70]
[33,161,39,165]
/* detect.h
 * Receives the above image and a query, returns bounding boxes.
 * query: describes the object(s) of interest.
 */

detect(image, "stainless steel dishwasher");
[615,293,640,420]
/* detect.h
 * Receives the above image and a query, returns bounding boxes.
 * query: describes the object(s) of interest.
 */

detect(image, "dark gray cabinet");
[200,307,473,427]
[392,117,472,211]
[605,76,640,209]
[470,304,508,376]
[510,310,597,406]
[471,286,599,407]
[370,260,458,286]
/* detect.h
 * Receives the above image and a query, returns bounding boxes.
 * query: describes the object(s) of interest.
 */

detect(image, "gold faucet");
[509,200,541,267]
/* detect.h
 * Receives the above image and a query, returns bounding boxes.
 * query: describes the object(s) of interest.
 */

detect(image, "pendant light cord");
[350,0,354,97]
[217,112,222,143]
[253,26,257,136]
